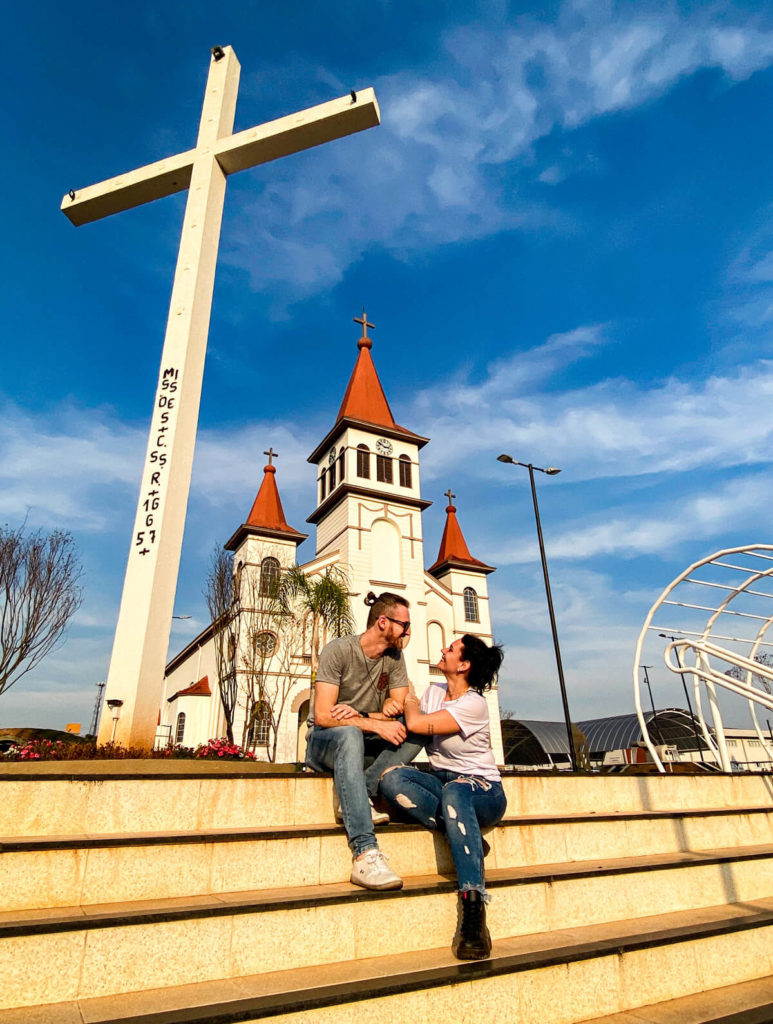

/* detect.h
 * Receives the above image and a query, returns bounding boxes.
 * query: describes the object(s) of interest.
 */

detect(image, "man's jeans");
[305,725,424,857]
[379,766,506,894]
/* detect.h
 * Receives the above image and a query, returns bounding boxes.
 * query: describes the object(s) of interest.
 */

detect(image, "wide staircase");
[3,762,773,1023]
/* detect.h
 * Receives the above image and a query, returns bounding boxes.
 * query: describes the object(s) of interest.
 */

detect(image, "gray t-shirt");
[308,634,409,725]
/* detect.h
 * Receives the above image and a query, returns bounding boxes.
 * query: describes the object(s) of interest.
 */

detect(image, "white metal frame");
[633,545,773,772]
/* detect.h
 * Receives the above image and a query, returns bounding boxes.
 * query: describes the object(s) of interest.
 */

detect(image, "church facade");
[161,319,504,763]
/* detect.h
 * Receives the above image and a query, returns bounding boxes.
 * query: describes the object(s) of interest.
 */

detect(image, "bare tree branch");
[0,525,83,697]
[203,546,239,745]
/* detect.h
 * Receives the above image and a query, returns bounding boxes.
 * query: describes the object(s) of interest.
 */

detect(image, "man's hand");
[375,719,407,745]
[382,696,404,718]
[330,703,358,721]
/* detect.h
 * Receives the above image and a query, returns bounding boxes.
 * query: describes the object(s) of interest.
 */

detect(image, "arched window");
[320,468,327,501]
[175,712,186,745]
[463,587,479,623]
[398,454,412,488]
[329,460,336,490]
[249,699,271,747]
[427,620,445,662]
[337,447,345,482]
[357,444,370,479]
[234,561,244,600]
[260,557,280,596]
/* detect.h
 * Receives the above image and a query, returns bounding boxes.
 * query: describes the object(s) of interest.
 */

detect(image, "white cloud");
[414,338,773,484]
[222,3,773,303]
[492,472,772,564]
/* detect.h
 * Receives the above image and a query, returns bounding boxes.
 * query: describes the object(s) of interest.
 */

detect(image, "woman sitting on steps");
[378,634,506,960]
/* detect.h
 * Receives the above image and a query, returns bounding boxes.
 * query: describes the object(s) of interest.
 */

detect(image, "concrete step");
[4,764,773,836]
[3,847,773,1009]
[4,806,773,912]
[583,975,773,1023]
[5,898,773,1023]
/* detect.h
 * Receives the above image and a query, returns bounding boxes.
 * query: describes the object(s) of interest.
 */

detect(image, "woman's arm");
[403,693,460,737]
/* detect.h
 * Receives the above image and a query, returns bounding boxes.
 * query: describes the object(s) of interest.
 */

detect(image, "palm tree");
[278,565,355,681]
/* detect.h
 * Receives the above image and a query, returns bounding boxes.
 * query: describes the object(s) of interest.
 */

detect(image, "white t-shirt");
[421,682,501,782]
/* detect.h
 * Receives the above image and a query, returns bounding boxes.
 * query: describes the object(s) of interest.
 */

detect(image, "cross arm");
[61,148,197,227]
[214,88,380,175]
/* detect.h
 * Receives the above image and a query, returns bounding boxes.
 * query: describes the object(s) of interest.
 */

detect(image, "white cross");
[64,46,380,747]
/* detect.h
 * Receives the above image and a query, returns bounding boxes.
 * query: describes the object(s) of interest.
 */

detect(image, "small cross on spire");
[264,447,278,466]
[445,489,456,505]
[353,308,375,338]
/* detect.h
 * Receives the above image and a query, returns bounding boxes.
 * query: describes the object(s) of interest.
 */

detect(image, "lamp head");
[545,467,561,475]
[497,454,514,464]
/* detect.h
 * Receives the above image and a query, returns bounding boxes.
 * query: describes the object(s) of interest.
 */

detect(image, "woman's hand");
[382,696,404,718]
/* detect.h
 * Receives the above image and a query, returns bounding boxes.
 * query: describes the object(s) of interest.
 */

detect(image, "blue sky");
[3,0,773,732]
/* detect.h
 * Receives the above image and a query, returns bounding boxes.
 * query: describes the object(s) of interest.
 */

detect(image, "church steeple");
[225,451,307,550]
[334,311,398,429]
[428,491,494,577]
[308,314,429,468]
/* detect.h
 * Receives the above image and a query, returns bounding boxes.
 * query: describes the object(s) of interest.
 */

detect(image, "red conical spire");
[335,311,397,429]
[225,449,307,550]
[428,491,494,575]
[245,448,298,534]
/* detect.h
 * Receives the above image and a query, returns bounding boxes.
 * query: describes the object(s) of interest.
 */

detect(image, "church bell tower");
[306,313,432,677]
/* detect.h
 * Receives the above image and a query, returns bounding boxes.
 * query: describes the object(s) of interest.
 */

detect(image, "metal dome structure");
[578,709,709,758]
[634,545,773,772]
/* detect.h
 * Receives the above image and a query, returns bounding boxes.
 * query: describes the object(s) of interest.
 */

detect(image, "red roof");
[168,676,211,702]
[246,464,301,536]
[428,500,494,575]
[335,334,398,428]
[225,461,307,550]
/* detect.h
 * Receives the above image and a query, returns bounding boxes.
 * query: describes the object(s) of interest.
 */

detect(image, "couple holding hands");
[305,590,506,961]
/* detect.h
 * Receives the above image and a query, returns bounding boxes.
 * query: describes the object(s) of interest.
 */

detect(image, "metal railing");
[634,544,773,772]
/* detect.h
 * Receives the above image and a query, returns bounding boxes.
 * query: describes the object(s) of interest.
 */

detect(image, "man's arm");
[316,680,407,744]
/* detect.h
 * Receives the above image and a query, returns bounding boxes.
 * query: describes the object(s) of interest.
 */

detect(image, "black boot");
[452,890,492,960]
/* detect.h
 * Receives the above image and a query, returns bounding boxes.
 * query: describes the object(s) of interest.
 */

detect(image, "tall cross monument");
[62,46,380,747]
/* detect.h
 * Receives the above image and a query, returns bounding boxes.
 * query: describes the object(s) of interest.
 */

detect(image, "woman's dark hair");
[460,634,503,694]
[364,591,410,628]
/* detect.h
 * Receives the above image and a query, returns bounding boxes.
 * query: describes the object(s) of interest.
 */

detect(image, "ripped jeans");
[379,767,506,895]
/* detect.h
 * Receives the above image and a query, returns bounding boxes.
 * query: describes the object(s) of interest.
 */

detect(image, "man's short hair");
[364,591,410,628]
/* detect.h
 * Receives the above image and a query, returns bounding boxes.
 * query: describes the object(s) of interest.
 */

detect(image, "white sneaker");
[350,848,403,890]
[334,792,390,825]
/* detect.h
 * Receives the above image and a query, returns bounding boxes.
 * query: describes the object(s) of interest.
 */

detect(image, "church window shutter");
[357,444,370,479]
[463,587,479,623]
[398,455,412,488]
[175,712,186,745]
[320,469,327,500]
[338,448,345,482]
[260,557,280,596]
[329,460,336,490]
[376,455,393,483]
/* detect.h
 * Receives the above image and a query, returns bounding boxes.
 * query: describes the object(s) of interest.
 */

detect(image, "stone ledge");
[3,804,773,852]
[8,900,773,1023]
[0,760,311,781]
[3,843,773,938]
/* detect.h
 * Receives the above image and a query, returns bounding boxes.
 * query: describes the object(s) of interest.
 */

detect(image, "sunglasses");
[384,615,411,633]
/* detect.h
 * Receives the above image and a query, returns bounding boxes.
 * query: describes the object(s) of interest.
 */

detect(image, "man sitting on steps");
[305,591,423,891]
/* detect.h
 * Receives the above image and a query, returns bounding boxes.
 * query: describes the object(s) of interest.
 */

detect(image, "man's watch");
[360,711,370,718]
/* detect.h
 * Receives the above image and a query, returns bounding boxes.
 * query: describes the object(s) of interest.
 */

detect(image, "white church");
[161,317,504,763]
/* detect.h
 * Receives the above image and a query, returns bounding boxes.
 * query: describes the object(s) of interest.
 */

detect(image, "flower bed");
[1,737,257,762]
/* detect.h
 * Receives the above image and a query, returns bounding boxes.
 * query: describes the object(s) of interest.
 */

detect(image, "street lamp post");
[640,665,663,744]
[497,454,578,771]
[659,633,703,756]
